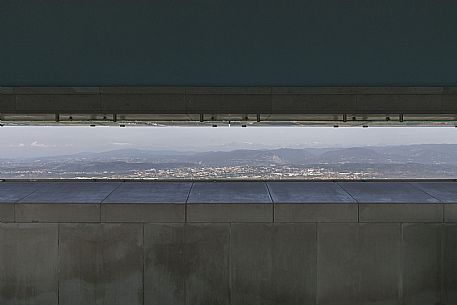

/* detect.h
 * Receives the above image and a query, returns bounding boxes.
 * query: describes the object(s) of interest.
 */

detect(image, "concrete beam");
[2,87,457,117]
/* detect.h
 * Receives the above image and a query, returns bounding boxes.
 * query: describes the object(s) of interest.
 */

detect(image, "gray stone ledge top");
[411,182,457,203]
[188,182,272,204]
[103,182,191,204]
[338,182,439,203]
[2,181,457,204]
[267,182,355,204]
[0,182,40,203]
[17,182,121,204]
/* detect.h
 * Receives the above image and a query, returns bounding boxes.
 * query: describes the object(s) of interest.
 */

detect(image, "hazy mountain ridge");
[3,144,457,166]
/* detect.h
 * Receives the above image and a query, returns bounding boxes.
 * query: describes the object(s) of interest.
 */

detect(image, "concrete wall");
[1,207,456,305]
[1,181,457,304]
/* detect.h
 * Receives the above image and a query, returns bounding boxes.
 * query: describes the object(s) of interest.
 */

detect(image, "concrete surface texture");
[2,87,457,116]
[0,180,456,304]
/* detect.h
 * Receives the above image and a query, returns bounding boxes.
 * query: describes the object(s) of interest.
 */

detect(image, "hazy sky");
[1,126,457,159]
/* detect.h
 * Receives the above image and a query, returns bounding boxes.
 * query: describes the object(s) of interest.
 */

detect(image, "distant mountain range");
[4,144,457,166]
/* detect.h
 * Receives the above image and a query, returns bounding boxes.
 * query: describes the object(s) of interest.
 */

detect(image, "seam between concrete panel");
[316,223,320,305]
[100,182,123,204]
[314,222,318,305]
[185,182,194,223]
[336,182,359,223]
[184,223,188,305]
[264,182,274,223]
[407,182,444,223]
[99,182,123,223]
[407,182,442,203]
[13,186,43,222]
[400,223,404,305]
[229,222,232,305]
[57,223,60,305]
[440,223,444,305]
[142,223,145,305]
[15,187,41,204]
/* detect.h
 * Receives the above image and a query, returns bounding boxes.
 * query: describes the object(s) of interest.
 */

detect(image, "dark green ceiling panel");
[1,0,456,86]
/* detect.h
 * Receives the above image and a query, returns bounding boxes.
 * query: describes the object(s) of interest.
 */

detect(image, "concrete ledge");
[444,204,457,222]
[267,181,355,203]
[412,182,457,203]
[18,182,120,204]
[359,204,443,223]
[0,182,40,203]
[103,182,191,204]
[274,203,358,222]
[15,203,100,223]
[339,182,439,203]
[187,204,273,223]
[101,203,185,223]
[188,182,272,204]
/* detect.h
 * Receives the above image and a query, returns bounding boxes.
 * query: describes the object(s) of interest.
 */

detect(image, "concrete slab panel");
[15,94,101,113]
[144,224,230,305]
[187,203,273,222]
[101,203,184,222]
[186,94,272,113]
[19,182,120,204]
[272,94,356,113]
[188,182,271,204]
[59,223,143,305]
[101,94,186,113]
[359,224,402,305]
[103,182,191,203]
[339,182,438,203]
[444,224,457,305]
[0,93,15,111]
[185,87,271,94]
[231,223,316,305]
[317,223,358,305]
[0,182,40,203]
[412,182,457,203]
[144,224,185,305]
[274,203,357,222]
[15,203,100,223]
[403,224,442,305]
[270,87,446,95]
[441,95,457,111]
[0,204,14,222]
[13,87,99,94]
[101,87,185,94]
[267,182,355,203]
[184,224,230,305]
[444,204,457,222]
[359,204,443,222]
[0,223,58,305]
[356,95,442,113]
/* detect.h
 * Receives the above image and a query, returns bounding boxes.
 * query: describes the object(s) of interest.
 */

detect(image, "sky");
[1,126,457,159]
